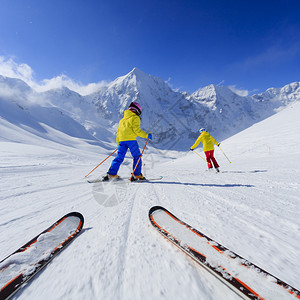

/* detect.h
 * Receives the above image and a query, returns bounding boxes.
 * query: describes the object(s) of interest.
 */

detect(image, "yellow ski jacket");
[116,110,148,144]
[191,131,219,152]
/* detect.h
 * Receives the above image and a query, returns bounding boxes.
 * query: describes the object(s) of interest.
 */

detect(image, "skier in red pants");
[190,128,220,172]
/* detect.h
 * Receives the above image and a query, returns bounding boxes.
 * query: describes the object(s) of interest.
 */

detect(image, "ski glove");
[218,143,221,147]
[190,148,194,151]
[148,133,153,140]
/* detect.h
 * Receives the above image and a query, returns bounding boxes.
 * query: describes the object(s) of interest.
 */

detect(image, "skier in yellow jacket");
[103,102,152,181]
[190,128,220,172]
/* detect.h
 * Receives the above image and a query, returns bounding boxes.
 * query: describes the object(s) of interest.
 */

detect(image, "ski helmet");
[199,128,206,133]
[129,101,142,116]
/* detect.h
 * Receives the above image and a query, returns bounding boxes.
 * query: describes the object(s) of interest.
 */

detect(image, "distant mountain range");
[0,69,299,150]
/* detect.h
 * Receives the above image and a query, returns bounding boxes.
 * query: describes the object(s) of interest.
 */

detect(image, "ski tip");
[60,212,84,231]
[64,211,84,219]
[135,176,163,182]
[148,206,166,218]
[87,179,101,183]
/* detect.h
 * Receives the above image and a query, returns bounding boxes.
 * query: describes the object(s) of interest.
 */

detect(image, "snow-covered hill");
[0,92,299,300]
[253,81,300,104]
[185,84,258,141]
[1,70,299,151]
[0,75,113,148]
[89,68,299,149]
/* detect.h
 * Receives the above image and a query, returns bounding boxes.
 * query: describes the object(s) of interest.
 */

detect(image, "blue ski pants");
[108,141,142,176]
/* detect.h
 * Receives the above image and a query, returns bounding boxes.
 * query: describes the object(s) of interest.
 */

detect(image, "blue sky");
[0,0,299,94]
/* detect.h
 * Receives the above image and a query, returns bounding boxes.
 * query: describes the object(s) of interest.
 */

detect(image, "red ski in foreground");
[149,206,300,300]
[0,212,84,300]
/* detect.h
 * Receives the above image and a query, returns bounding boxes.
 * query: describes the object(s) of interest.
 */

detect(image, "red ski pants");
[205,150,219,169]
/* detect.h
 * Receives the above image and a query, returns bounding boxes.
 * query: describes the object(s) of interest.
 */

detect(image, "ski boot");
[102,173,119,181]
[131,173,146,181]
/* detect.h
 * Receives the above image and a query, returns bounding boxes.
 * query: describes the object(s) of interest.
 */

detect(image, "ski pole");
[85,148,118,177]
[218,146,231,164]
[130,138,149,181]
[192,150,211,167]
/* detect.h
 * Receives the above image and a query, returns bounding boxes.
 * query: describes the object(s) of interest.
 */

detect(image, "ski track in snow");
[1,103,300,299]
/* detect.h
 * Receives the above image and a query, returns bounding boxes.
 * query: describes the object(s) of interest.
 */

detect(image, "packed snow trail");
[0,143,242,299]
[0,103,299,299]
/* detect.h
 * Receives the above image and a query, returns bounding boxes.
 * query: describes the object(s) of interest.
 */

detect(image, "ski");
[130,176,163,183]
[149,206,300,300]
[0,212,84,300]
[87,176,163,184]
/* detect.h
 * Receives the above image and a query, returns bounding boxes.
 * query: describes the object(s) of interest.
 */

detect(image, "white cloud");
[242,43,300,70]
[0,56,35,84]
[228,85,249,97]
[216,80,225,86]
[0,56,107,95]
[37,75,108,95]
[165,77,181,92]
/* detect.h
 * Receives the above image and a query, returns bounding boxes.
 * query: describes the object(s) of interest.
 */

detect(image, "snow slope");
[0,102,299,299]
[0,75,115,147]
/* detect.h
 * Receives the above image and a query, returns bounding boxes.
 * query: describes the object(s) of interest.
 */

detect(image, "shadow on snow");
[149,181,254,188]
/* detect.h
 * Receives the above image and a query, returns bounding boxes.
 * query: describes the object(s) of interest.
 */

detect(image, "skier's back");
[190,128,220,172]
[103,102,152,181]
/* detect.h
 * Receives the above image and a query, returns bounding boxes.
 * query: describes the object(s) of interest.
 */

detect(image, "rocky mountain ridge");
[0,70,299,150]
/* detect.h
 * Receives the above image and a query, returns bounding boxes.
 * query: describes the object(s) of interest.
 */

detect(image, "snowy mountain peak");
[191,84,238,107]
[127,67,149,80]
[106,68,141,91]
[0,75,32,96]
[0,75,34,106]
[44,86,82,99]
[108,67,166,92]
[90,67,175,120]
[253,82,300,104]
[1,69,300,151]
[266,81,300,95]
